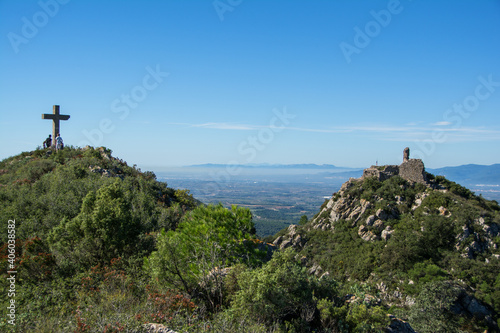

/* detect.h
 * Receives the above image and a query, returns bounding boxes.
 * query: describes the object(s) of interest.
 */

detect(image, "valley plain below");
[157,165,361,237]
[156,163,500,237]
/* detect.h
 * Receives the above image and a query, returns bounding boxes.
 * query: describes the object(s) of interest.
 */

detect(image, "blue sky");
[1,0,499,169]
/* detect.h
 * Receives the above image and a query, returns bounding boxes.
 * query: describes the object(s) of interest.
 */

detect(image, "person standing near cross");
[42,105,70,148]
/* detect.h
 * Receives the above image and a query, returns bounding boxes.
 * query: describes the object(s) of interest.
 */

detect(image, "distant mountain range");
[187,163,352,170]
[428,164,500,185]
[187,163,500,185]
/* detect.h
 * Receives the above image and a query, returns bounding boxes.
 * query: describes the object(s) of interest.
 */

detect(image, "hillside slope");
[0,147,203,331]
[273,165,500,331]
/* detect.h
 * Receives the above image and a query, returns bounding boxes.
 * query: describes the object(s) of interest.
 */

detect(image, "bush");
[346,303,390,332]
[408,281,462,333]
[48,181,141,269]
[230,248,338,328]
[145,204,259,310]
[408,261,448,293]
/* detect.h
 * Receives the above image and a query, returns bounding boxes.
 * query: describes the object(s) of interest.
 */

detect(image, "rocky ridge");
[272,148,500,331]
[275,149,500,259]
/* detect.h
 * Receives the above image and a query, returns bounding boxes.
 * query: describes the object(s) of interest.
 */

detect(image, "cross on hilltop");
[42,105,70,146]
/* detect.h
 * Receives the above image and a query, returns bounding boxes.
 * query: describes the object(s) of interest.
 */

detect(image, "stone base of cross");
[42,105,70,146]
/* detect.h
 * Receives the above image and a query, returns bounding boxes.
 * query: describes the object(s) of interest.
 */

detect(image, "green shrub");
[408,261,448,292]
[48,180,141,270]
[230,248,338,328]
[346,303,390,332]
[145,204,259,310]
[408,281,463,333]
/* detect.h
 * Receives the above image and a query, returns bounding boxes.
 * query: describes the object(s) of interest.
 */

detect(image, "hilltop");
[0,146,199,244]
[272,150,500,332]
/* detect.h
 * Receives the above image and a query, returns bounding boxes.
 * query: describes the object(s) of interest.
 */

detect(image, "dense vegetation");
[0,147,200,331]
[1,147,499,332]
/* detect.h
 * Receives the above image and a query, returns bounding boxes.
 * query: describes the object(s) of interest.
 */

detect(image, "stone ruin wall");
[362,165,399,181]
[398,159,427,184]
[361,148,428,185]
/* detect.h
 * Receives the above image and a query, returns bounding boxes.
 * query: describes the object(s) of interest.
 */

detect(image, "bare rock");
[381,226,393,241]
[353,199,372,223]
[144,323,178,333]
[292,234,306,248]
[358,225,379,241]
[449,287,497,329]
[366,215,376,226]
[287,224,298,237]
[279,239,292,250]
[386,315,416,333]
[412,192,429,210]
[272,236,283,247]
[376,208,388,221]
[373,219,385,230]
[438,206,451,217]
[308,264,323,276]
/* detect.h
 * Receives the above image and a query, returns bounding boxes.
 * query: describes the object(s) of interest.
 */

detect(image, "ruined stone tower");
[403,147,410,162]
[362,148,428,185]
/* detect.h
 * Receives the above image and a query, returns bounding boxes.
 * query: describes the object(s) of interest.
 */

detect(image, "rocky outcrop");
[88,165,124,178]
[453,291,492,319]
[411,192,429,210]
[456,217,500,259]
[386,315,416,333]
[273,224,307,250]
[313,177,402,242]
[358,224,379,241]
[313,178,367,230]
[311,149,452,242]
[86,147,128,179]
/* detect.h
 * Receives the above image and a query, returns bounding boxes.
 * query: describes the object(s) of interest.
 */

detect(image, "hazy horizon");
[143,160,500,173]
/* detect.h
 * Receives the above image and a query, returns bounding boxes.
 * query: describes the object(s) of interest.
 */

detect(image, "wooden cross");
[42,105,70,145]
